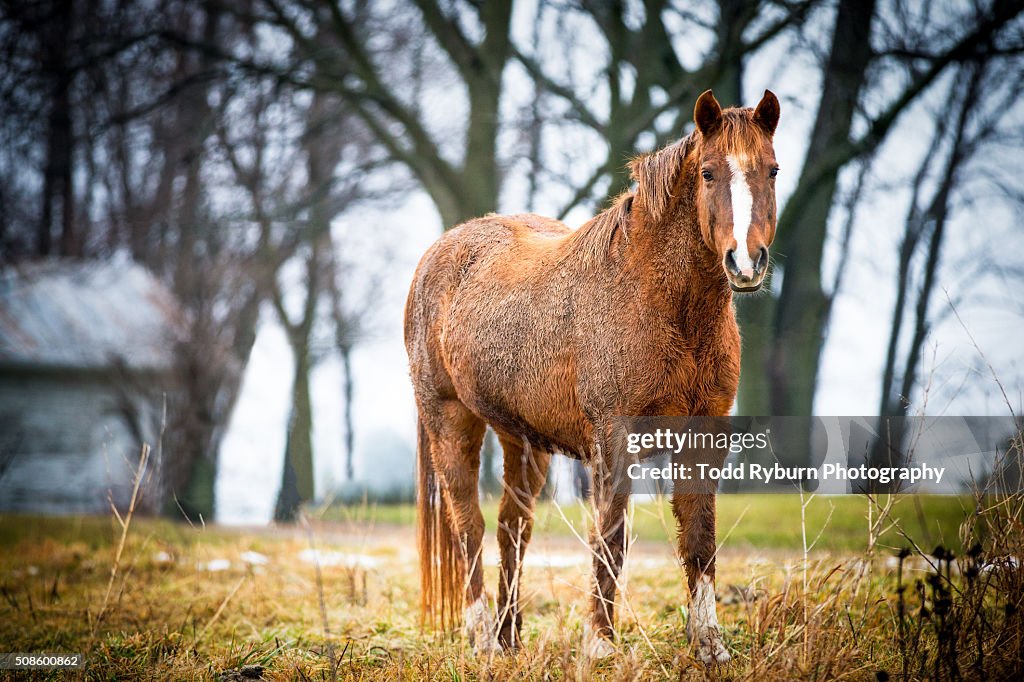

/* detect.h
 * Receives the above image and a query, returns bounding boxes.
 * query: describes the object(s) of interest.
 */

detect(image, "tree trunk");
[573,459,591,499]
[273,86,336,521]
[711,0,751,107]
[272,236,324,523]
[276,347,315,522]
[766,0,876,423]
[479,427,501,497]
[178,441,217,522]
[158,4,225,518]
[274,421,303,522]
[734,295,776,414]
[38,0,75,257]
[341,344,355,481]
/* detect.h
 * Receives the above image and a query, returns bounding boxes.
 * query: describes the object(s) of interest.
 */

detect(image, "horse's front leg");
[672,489,730,663]
[585,448,630,658]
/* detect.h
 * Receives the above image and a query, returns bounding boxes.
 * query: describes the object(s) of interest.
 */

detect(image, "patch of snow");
[240,551,269,566]
[298,549,380,569]
[198,559,232,572]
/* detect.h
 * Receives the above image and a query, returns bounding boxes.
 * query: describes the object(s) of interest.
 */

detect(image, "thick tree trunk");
[711,0,751,107]
[152,4,226,519]
[38,0,75,257]
[460,85,502,224]
[767,0,876,422]
[573,459,591,499]
[161,253,267,520]
[276,347,315,521]
[734,296,775,415]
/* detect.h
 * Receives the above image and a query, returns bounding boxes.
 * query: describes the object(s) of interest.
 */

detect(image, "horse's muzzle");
[724,246,769,293]
[730,280,762,293]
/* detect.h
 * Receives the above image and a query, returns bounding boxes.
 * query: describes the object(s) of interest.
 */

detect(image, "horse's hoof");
[586,636,616,659]
[465,596,500,655]
[497,626,521,651]
[696,640,731,664]
[582,623,616,659]
[471,634,501,655]
[688,625,730,664]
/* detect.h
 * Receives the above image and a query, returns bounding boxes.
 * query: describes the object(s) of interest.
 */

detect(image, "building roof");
[0,260,185,372]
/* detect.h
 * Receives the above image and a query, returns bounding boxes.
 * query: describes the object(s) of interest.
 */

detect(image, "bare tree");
[0,0,167,258]
[876,56,1023,437]
[272,235,327,521]
[324,231,387,483]
[517,0,815,216]
[0,0,349,518]
[215,0,515,228]
[758,0,1023,426]
[213,72,380,520]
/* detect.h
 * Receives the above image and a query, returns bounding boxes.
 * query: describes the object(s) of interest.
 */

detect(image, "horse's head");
[692,89,780,293]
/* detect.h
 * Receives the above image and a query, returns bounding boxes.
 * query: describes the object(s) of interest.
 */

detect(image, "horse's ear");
[753,90,780,137]
[694,90,723,137]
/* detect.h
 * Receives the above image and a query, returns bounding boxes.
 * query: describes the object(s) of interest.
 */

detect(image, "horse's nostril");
[725,249,740,275]
[754,247,769,274]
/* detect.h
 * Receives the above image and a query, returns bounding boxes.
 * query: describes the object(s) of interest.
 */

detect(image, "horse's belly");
[452,348,591,455]
[442,293,590,455]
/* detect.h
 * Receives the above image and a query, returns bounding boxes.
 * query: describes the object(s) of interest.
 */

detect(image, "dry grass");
[1,488,1021,680]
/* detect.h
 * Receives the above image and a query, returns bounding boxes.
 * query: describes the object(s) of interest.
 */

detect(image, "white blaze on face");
[692,574,720,630]
[727,155,754,274]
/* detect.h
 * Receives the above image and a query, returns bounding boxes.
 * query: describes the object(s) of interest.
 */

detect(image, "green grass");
[323,494,974,553]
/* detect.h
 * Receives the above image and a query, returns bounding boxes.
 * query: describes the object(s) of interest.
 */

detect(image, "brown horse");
[404,89,780,662]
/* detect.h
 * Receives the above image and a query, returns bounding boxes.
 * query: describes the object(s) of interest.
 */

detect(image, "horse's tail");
[417,418,462,629]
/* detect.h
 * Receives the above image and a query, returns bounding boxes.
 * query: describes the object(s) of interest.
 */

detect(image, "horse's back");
[404,213,587,449]
[405,213,570,327]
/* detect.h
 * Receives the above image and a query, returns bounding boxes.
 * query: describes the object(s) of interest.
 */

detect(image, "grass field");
[321,494,976,553]
[1,494,1020,680]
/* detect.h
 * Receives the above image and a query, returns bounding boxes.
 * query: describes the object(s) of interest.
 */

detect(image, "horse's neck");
[628,193,734,331]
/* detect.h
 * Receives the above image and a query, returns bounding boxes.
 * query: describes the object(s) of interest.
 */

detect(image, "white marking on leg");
[464,595,499,653]
[687,574,731,663]
[583,621,616,658]
[692,574,720,630]
[727,155,754,275]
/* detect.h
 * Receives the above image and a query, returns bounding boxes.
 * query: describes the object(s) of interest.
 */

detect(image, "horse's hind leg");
[425,400,495,651]
[495,433,551,649]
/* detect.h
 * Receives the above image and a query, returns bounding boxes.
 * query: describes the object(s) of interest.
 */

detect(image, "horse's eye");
[702,169,714,181]
[770,167,780,178]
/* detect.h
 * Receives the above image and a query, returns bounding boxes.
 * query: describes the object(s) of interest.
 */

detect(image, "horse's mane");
[564,132,695,268]
[567,108,770,268]
[565,192,635,268]
[629,134,695,225]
